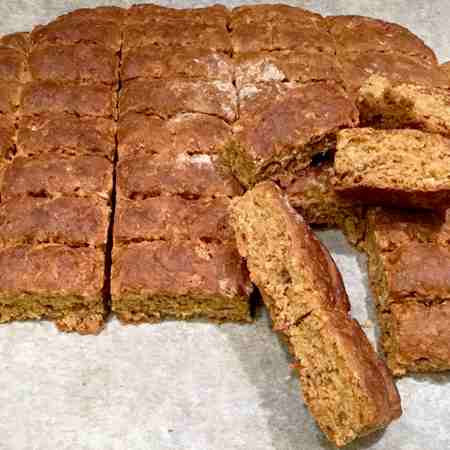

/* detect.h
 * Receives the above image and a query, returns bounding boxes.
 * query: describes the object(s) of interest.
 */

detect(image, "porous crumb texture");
[358,75,450,134]
[230,182,401,447]
[334,128,450,209]
[365,207,450,376]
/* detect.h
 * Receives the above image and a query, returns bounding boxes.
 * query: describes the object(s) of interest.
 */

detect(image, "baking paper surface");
[0,1,449,449]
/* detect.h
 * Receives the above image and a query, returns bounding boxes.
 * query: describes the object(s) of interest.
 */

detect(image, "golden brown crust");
[0,80,22,114]
[234,49,343,88]
[114,196,232,244]
[0,197,109,247]
[118,113,231,159]
[1,156,112,201]
[231,5,332,54]
[0,45,29,82]
[0,32,30,54]
[0,244,104,299]
[29,43,119,85]
[224,81,358,187]
[116,153,242,200]
[0,114,16,160]
[21,81,115,118]
[119,79,236,123]
[111,241,252,300]
[17,113,116,159]
[31,15,122,51]
[327,15,437,63]
[122,46,233,83]
[123,21,231,54]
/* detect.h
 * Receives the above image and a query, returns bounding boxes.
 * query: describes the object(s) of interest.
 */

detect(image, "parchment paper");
[0,1,449,449]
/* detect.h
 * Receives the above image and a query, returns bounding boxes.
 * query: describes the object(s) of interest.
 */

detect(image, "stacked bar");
[230,182,401,447]
[0,8,124,334]
[366,207,450,375]
[221,5,358,188]
[111,5,252,324]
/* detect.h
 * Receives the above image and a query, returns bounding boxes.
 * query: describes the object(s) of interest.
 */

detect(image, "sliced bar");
[333,128,450,209]
[230,182,401,446]
[366,207,450,375]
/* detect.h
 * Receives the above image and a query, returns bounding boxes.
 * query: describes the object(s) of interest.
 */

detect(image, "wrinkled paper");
[0,1,449,449]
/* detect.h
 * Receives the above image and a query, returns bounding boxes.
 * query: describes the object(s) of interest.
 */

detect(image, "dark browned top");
[0,244,104,299]
[341,51,449,96]
[118,112,231,159]
[327,15,437,63]
[235,80,358,165]
[21,81,115,118]
[119,79,236,123]
[390,301,450,367]
[366,207,449,253]
[126,4,229,26]
[56,5,126,24]
[234,49,343,88]
[114,196,232,244]
[123,21,231,54]
[0,196,109,247]
[1,156,112,201]
[117,154,242,200]
[29,43,119,85]
[383,243,450,302]
[231,5,332,54]
[121,46,233,83]
[31,13,122,51]
[17,113,116,159]
[111,241,252,299]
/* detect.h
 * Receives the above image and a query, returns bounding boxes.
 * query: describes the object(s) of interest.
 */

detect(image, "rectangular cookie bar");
[229,181,401,447]
[277,160,366,247]
[0,155,112,201]
[111,240,252,323]
[17,113,116,159]
[116,153,242,200]
[222,81,358,187]
[0,244,106,334]
[366,207,450,375]
[119,79,236,123]
[333,128,450,209]
[114,196,232,244]
[0,196,109,247]
[118,113,231,160]
[358,75,450,134]
[121,46,233,83]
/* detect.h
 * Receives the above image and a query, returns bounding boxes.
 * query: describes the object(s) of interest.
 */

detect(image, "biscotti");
[358,75,450,134]
[333,128,450,209]
[230,182,401,446]
[0,10,121,333]
[112,4,252,324]
[366,207,450,375]
[277,159,366,247]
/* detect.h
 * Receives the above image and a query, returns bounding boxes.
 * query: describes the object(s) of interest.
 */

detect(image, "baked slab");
[111,241,252,323]
[230,182,401,446]
[366,207,450,375]
[333,128,450,209]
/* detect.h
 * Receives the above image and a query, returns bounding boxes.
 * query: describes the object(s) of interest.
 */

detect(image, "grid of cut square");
[112,5,252,324]
[0,8,124,334]
[366,207,450,375]
[223,5,358,188]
